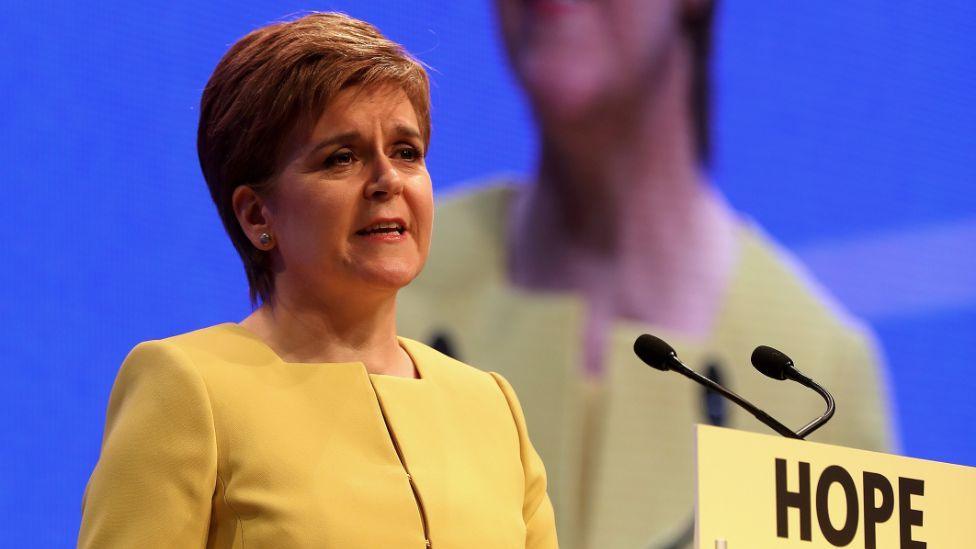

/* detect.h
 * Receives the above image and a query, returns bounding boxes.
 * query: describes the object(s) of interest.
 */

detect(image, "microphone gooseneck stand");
[635,334,838,549]
[634,334,834,439]
[659,360,727,549]
[750,344,835,438]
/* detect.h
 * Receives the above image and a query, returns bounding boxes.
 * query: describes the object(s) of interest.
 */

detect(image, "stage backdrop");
[1,1,973,545]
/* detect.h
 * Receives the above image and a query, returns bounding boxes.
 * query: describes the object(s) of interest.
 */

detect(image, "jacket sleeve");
[490,372,559,549]
[78,340,218,548]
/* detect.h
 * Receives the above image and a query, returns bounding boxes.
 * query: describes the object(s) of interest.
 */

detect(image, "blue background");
[1,1,973,544]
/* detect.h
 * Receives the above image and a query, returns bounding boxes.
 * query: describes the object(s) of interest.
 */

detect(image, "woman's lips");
[354,224,408,242]
[354,218,408,242]
[355,229,408,242]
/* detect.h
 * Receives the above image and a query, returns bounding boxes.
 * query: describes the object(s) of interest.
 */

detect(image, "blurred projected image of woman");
[398,1,894,547]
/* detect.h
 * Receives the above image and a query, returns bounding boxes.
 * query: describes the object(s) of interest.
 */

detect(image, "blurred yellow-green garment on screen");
[397,184,892,549]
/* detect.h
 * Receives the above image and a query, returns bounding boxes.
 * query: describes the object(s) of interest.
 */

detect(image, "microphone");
[634,334,801,439]
[751,345,836,438]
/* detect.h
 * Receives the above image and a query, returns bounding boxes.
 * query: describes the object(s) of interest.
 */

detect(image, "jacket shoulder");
[138,323,276,375]
[400,336,500,388]
[731,223,870,337]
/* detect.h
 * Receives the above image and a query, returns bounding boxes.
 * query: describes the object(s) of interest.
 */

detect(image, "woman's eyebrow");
[392,123,422,141]
[306,124,420,157]
[308,131,361,155]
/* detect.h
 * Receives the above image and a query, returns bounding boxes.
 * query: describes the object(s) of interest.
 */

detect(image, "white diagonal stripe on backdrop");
[796,218,976,320]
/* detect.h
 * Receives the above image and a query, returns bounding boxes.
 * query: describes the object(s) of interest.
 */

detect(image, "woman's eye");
[395,146,422,162]
[325,151,354,168]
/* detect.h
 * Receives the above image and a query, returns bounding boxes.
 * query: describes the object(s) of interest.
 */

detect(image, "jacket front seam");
[366,375,432,548]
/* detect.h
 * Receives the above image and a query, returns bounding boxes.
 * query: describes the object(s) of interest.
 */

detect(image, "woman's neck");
[509,37,737,337]
[239,285,415,377]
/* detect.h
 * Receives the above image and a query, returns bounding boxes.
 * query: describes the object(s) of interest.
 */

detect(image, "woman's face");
[264,85,433,301]
[495,0,687,122]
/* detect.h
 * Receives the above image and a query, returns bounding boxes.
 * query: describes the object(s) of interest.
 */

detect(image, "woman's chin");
[352,261,422,293]
[518,49,609,122]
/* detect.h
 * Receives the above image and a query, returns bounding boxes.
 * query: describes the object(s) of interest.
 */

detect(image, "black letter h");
[776,459,812,541]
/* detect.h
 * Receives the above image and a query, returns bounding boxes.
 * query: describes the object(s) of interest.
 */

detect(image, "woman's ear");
[232,185,275,250]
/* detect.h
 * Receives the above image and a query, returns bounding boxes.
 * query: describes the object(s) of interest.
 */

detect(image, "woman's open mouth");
[355,221,407,240]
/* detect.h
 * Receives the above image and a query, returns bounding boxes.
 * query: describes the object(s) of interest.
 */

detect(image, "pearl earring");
[258,232,272,246]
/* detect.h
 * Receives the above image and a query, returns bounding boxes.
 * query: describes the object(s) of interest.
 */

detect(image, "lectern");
[695,425,976,548]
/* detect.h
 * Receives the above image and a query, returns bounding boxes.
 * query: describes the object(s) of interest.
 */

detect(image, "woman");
[79,13,557,548]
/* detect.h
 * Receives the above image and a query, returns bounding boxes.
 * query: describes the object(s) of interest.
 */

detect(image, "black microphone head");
[634,334,677,371]
[751,345,794,381]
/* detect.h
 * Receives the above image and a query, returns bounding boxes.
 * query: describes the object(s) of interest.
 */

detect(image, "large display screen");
[2,1,973,544]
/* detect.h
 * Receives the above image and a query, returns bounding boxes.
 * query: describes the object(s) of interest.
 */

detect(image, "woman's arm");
[490,372,559,549]
[78,340,218,547]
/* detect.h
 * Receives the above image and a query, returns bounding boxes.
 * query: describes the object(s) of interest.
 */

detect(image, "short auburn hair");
[197,12,431,305]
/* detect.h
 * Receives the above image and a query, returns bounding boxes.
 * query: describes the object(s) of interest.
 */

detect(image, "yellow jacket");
[79,323,557,548]
[397,185,893,549]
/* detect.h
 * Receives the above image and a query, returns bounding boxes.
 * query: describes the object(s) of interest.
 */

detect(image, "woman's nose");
[364,157,404,201]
